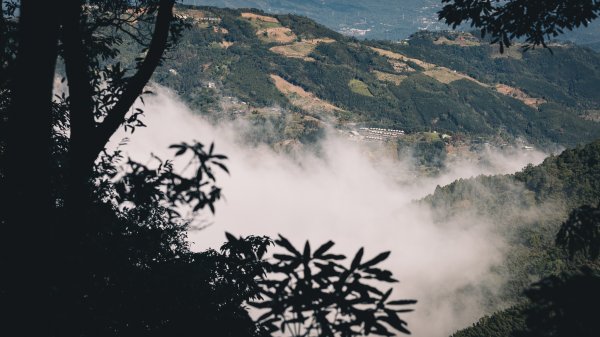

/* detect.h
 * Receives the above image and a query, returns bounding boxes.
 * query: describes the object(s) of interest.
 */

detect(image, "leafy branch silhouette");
[251,235,416,337]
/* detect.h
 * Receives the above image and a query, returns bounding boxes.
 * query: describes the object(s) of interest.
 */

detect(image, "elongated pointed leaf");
[381,288,393,302]
[360,251,390,269]
[275,234,301,256]
[273,253,296,261]
[303,241,311,261]
[225,232,237,243]
[321,254,346,260]
[387,299,417,306]
[381,312,411,334]
[351,247,364,270]
[313,240,335,257]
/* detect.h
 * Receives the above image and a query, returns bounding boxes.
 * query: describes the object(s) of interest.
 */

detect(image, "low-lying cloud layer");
[109,87,548,337]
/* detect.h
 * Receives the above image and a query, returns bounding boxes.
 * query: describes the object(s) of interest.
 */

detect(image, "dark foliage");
[450,306,526,337]
[556,203,600,260]
[521,267,600,337]
[252,236,416,337]
[439,0,600,52]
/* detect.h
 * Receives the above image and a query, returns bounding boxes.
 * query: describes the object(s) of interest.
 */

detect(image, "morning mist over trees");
[1,1,599,337]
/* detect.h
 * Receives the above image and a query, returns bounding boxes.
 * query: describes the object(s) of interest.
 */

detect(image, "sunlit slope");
[151,5,600,147]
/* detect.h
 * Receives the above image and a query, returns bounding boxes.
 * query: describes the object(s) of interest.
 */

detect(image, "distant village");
[350,127,405,141]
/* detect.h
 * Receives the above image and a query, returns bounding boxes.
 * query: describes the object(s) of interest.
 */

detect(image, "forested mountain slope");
[185,0,446,40]
[185,0,600,46]
[423,140,600,336]
[141,5,600,149]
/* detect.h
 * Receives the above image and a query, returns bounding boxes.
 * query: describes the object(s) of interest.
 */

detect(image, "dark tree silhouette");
[252,235,416,337]
[1,2,416,337]
[438,0,600,51]
[0,1,187,335]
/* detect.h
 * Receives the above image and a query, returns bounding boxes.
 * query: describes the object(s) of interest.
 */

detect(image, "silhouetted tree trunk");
[62,0,175,206]
[2,1,61,336]
[2,0,176,335]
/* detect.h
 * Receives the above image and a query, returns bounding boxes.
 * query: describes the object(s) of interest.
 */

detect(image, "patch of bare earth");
[371,47,547,108]
[213,26,229,34]
[220,41,234,49]
[270,74,341,113]
[389,61,416,73]
[433,34,481,47]
[258,27,297,44]
[241,12,297,44]
[373,71,408,85]
[495,84,546,107]
[423,68,487,85]
[582,110,600,122]
[241,12,279,23]
[370,47,436,70]
[269,38,335,61]
[370,47,487,86]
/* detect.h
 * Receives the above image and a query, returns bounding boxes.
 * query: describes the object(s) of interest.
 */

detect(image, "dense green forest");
[134,5,600,150]
[424,140,600,336]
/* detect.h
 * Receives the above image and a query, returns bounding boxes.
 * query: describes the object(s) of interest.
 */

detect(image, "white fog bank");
[109,86,548,337]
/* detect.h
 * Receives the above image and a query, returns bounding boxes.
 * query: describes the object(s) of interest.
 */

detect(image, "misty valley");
[2,2,600,337]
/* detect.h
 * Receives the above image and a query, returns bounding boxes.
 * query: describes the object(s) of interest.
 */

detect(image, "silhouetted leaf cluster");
[114,141,228,216]
[439,0,600,52]
[252,235,416,337]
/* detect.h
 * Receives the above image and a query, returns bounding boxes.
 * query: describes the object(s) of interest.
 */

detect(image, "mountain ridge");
[185,0,600,47]
[147,5,600,154]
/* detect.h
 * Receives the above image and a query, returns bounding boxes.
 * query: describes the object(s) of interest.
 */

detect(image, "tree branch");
[62,1,96,154]
[93,0,175,157]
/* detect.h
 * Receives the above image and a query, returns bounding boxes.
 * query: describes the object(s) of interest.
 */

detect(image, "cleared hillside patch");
[257,27,297,44]
[349,79,374,97]
[269,38,335,61]
[373,71,408,85]
[434,34,481,47]
[495,84,546,107]
[241,12,297,44]
[424,67,486,85]
[370,45,545,107]
[270,74,341,113]
[241,12,279,23]
[369,46,436,70]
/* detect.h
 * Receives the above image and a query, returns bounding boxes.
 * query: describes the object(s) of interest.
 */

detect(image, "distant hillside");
[185,0,600,47]
[426,140,600,298]
[145,6,600,150]
[424,140,600,336]
[184,0,445,40]
[450,306,526,337]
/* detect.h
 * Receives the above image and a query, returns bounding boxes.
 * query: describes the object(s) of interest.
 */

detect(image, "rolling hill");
[184,0,600,47]
[423,139,600,336]
[142,5,600,151]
